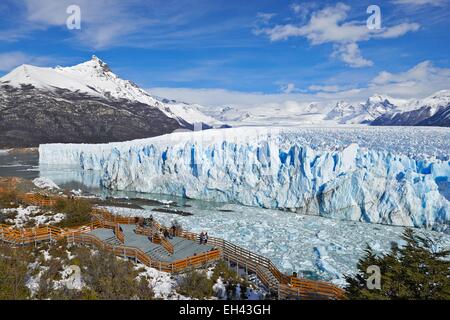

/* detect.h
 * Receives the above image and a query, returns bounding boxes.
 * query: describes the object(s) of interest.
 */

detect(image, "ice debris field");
[103,202,450,287]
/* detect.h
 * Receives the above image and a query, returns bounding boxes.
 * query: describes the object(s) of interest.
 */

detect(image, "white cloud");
[0,52,52,72]
[256,12,276,24]
[280,83,297,94]
[332,43,373,68]
[257,3,420,68]
[21,0,238,50]
[148,61,450,109]
[23,0,151,49]
[369,60,450,97]
[374,22,420,39]
[308,84,341,92]
[392,0,447,6]
[291,4,302,14]
[290,2,317,21]
[0,52,29,71]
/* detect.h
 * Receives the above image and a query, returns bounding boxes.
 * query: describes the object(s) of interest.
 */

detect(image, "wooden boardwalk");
[0,192,346,300]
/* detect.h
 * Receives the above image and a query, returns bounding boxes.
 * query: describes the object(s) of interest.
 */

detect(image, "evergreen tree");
[345,228,450,300]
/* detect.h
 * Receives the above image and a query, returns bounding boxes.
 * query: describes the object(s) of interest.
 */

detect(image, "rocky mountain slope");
[371,90,450,127]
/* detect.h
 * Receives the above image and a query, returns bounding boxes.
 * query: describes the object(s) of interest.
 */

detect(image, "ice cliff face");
[39,127,450,232]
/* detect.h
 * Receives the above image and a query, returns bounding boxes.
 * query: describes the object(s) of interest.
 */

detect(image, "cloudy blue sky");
[0,0,449,107]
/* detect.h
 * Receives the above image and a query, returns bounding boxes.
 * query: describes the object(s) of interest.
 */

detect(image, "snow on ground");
[32,177,60,189]
[213,278,227,299]
[136,264,189,300]
[56,265,83,291]
[103,204,450,286]
[1,206,65,228]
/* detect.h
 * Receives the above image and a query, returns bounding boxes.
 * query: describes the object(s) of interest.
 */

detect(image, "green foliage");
[0,210,17,225]
[75,248,154,300]
[54,198,92,228]
[1,241,154,300]
[45,246,155,300]
[0,190,21,209]
[0,245,32,300]
[177,268,214,299]
[345,228,450,300]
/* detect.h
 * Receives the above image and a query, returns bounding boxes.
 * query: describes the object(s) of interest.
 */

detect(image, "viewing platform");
[89,224,214,263]
[0,190,346,300]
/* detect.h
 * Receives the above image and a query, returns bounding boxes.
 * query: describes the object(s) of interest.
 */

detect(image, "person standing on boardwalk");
[171,224,177,237]
[199,232,204,244]
[204,232,209,245]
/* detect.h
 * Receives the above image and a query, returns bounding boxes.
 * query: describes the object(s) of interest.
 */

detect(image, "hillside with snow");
[372,90,450,127]
[1,56,222,128]
[0,56,223,148]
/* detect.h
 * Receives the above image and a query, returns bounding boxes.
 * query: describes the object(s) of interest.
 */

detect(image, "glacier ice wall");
[39,127,450,232]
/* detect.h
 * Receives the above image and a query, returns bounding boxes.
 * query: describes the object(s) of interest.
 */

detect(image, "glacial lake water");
[1,150,449,285]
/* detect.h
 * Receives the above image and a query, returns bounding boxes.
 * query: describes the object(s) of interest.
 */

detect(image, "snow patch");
[33,177,60,190]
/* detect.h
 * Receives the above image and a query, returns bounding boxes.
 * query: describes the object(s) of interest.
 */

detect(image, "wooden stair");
[255,265,280,291]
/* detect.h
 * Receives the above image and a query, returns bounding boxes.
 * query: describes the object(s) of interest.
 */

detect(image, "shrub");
[54,198,92,228]
[0,190,21,209]
[1,241,155,300]
[0,244,33,300]
[66,247,154,300]
[177,268,214,299]
[0,210,17,225]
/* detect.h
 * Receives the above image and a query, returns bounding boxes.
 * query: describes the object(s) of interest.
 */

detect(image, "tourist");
[199,232,204,244]
[204,232,209,245]
[171,225,177,237]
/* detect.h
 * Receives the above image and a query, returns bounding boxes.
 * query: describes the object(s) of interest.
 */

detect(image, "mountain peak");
[70,55,112,74]
[367,94,391,104]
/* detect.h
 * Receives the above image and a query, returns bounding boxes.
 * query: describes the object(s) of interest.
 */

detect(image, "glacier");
[39,126,450,232]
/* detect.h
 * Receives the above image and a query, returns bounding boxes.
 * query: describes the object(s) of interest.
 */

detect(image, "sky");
[0,0,449,108]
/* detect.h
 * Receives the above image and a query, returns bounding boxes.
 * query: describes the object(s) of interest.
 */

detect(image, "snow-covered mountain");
[371,90,450,127]
[325,94,402,124]
[208,106,252,122]
[1,56,221,128]
[0,56,223,147]
[198,90,450,127]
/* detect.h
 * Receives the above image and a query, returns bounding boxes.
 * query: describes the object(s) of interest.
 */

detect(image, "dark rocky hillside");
[0,84,183,148]
[371,105,450,127]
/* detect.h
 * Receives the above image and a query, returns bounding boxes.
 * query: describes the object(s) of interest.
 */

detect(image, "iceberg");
[39,126,450,232]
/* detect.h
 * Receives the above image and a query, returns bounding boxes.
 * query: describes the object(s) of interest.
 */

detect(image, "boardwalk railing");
[114,224,125,244]
[168,224,344,299]
[21,193,59,207]
[281,277,347,300]
[120,215,345,300]
[0,188,346,300]
[160,236,174,255]
[0,219,221,274]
